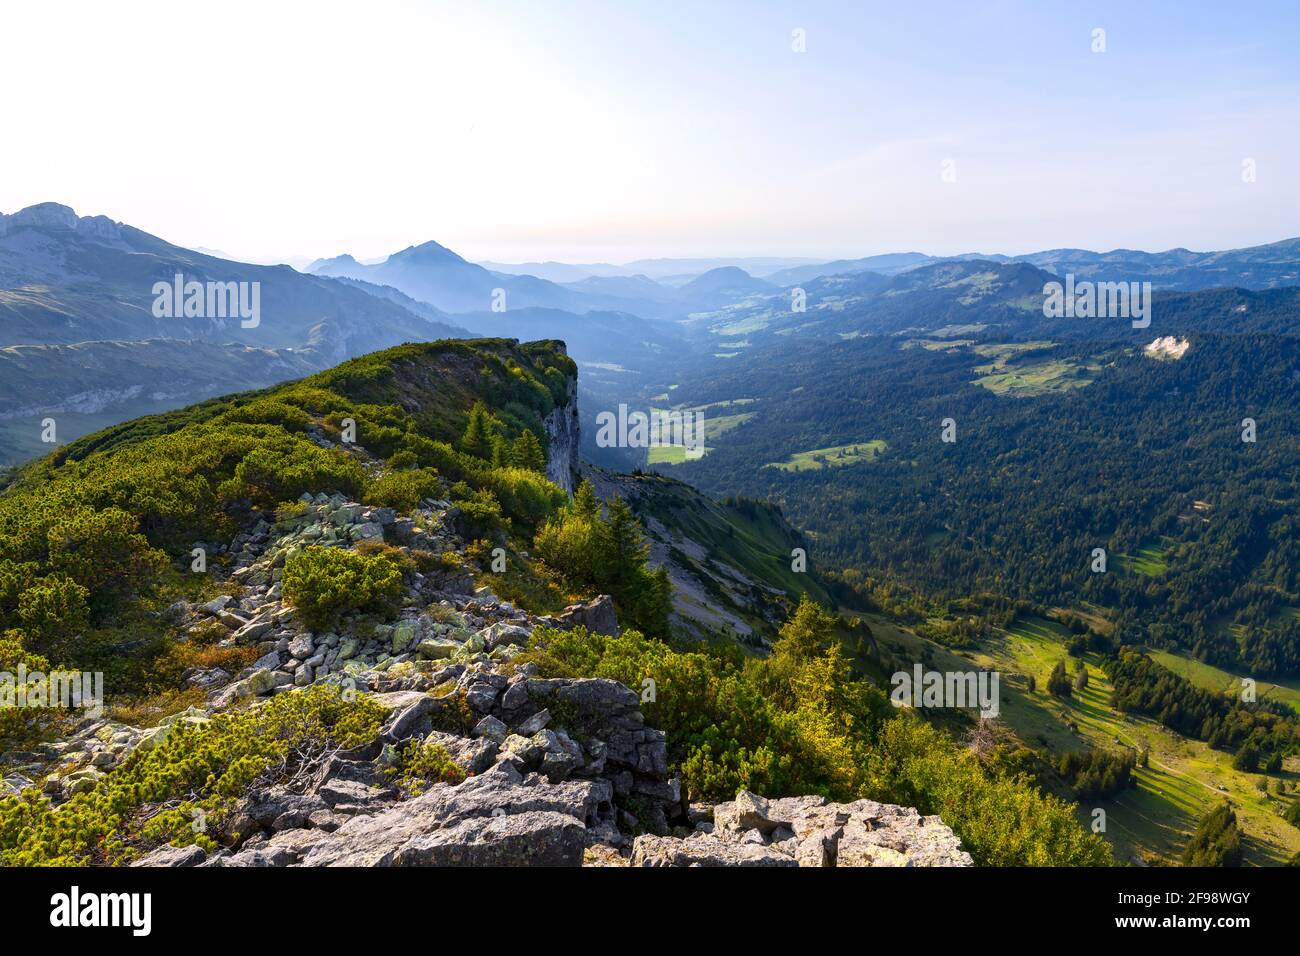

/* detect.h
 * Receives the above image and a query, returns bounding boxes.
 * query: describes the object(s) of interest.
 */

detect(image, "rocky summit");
[49,489,971,868]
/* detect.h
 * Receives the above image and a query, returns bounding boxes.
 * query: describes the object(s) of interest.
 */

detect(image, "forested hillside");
[654,330,1300,679]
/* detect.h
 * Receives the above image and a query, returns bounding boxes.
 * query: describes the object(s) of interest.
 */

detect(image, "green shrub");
[45,508,166,612]
[481,467,565,527]
[0,560,39,628]
[0,632,54,745]
[282,545,407,629]
[385,739,466,795]
[0,684,385,865]
[365,468,442,514]
[397,435,473,483]
[232,443,366,505]
[385,450,420,472]
[220,400,312,432]
[17,574,89,658]
[452,488,504,539]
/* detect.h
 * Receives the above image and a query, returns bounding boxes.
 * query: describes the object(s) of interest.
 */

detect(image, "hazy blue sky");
[2,0,1297,263]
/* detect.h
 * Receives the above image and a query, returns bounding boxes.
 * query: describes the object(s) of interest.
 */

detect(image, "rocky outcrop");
[538,595,619,636]
[2,202,122,241]
[295,764,608,866]
[542,366,580,495]
[629,791,972,867]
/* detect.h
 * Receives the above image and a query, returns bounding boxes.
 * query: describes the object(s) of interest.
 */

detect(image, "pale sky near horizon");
[2,0,1297,265]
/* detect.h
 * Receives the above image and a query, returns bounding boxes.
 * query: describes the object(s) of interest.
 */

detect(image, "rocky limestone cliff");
[1,202,122,241]
[543,354,580,495]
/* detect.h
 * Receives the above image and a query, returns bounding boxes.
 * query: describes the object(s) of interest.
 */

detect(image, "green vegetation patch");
[765,440,887,472]
[282,543,408,630]
[0,339,574,704]
[1151,650,1300,715]
[0,684,385,865]
[975,359,1099,397]
[520,600,1111,866]
[1114,537,1175,577]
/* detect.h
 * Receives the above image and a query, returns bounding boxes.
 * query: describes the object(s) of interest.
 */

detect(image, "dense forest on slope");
[657,330,1300,676]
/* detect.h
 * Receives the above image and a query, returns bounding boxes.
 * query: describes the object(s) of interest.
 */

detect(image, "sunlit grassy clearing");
[1150,649,1300,715]
[765,440,887,472]
[1115,537,1176,577]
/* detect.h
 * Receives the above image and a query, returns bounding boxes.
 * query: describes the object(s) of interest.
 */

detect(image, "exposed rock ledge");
[628,791,972,867]
[133,772,971,868]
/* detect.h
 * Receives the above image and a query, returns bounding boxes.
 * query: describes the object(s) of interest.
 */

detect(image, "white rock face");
[543,370,580,495]
[8,202,80,231]
[1143,336,1190,360]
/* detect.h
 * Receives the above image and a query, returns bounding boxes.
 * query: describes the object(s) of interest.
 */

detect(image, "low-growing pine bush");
[0,684,385,865]
[282,545,407,629]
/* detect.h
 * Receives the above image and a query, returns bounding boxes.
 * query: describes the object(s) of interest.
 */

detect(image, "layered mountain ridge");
[0,203,471,464]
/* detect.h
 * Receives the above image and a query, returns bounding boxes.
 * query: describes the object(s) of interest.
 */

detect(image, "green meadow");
[1115,537,1177,577]
[765,440,887,472]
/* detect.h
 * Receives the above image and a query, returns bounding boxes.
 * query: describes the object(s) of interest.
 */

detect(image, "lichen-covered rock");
[633,791,972,867]
[630,832,799,867]
[131,844,208,867]
[299,764,611,866]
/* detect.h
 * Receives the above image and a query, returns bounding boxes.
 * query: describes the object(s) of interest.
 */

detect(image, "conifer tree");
[598,497,649,586]
[460,401,494,460]
[571,479,601,521]
[510,429,546,472]
[490,435,509,468]
[1181,803,1242,866]
[1047,660,1073,697]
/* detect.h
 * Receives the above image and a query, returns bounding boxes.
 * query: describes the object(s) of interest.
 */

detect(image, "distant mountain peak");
[306,253,361,273]
[679,265,770,294]
[391,239,467,264]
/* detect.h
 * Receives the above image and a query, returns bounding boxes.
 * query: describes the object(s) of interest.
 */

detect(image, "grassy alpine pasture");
[1114,537,1177,577]
[765,440,887,472]
[974,358,1100,397]
[963,341,1104,397]
[846,610,1300,866]
[645,401,756,465]
[1150,649,1300,716]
